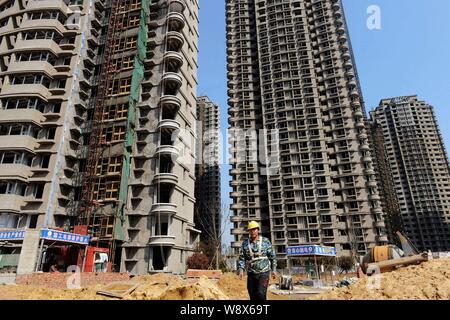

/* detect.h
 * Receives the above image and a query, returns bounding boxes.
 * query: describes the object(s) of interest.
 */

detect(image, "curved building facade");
[0,0,199,275]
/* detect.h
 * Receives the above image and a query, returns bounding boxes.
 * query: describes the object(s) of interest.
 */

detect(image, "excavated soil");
[1,258,448,300]
[0,273,230,300]
[312,258,450,300]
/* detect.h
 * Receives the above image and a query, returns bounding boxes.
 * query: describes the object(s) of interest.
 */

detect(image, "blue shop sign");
[0,230,25,241]
[40,228,90,245]
[285,245,337,257]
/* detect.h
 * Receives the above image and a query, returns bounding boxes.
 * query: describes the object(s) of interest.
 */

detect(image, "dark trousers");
[247,271,270,301]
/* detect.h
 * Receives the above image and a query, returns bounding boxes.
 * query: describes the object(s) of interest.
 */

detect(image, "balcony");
[155,145,179,158]
[229,180,239,187]
[230,216,243,222]
[0,195,25,213]
[358,132,368,139]
[149,235,176,247]
[0,83,50,100]
[151,203,177,216]
[0,109,44,126]
[13,39,62,57]
[59,39,76,50]
[164,51,183,69]
[0,164,32,180]
[349,89,359,97]
[166,31,184,51]
[167,12,185,31]
[153,173,178,186]
[343,61,353,69]
[230,203,243,210]
[348,80,358,88]
[363,155,372,162]
[373,207,383,214]
[158,119,180,132]
[27,0,69,14]
[356,121,365,128]
[375,220,385,228]
[231,228,244,235]
[168,0,186,13]
[341,52,351,61]
[360,144,370,151]
[160,95,181,111]
[338,33,347,42]
[161,72,182,89]
[369,194,381,201]
[367,181,377,187]
[0,136,38,153]
[20,19,68,38]
[6,61,60,79]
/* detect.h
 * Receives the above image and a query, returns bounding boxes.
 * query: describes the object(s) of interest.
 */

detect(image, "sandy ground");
[0,258,448,300]
[312,258,450,300]
[0,272,304,300]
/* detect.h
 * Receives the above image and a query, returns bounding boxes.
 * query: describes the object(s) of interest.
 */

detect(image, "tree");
[337,256,354,274]
[195,202,232,270]
[186,252,210,270]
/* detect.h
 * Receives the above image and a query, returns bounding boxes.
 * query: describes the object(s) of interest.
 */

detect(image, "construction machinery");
[359,232,430,276]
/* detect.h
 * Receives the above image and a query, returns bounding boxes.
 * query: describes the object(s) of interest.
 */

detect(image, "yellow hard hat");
[247,221,260,230]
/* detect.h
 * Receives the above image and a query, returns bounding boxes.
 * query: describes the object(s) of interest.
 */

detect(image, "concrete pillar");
[16,230,41,275]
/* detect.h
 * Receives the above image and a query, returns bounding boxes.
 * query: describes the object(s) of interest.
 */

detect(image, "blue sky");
[197,1,450,247]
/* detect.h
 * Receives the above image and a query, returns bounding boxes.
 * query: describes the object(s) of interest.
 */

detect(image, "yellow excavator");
[359,232,430,276]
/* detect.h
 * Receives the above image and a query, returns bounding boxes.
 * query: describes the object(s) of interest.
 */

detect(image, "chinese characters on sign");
[0,231,25,241]
[40,228,90,245]
[285,245,337,257]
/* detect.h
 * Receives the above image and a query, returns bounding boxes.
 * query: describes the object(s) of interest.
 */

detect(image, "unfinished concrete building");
[226,0,388,260]
[0,0,102,274]
[370,96,450,252]
[0,0,200,275]
[195,96,221,245]
[368,118,404,246]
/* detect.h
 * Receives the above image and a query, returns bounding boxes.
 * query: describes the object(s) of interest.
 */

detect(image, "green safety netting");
[115,0,149,240]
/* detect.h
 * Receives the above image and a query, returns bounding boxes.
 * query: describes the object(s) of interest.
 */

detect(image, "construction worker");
[238,221,277,301]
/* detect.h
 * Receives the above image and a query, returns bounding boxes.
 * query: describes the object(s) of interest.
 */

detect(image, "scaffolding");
[77,0,149,268]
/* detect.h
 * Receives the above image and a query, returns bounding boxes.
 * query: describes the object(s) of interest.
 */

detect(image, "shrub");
[186,252,210,270]
[337,256,354,273]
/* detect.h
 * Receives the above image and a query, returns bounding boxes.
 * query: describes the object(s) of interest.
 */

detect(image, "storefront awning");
[40,228,90,245]
[0,229,90,245]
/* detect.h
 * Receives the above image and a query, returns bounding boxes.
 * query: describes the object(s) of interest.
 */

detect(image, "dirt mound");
[0,273,230,300]
[16,272,131,289]
[128,274,228,300]
[312,258,450,300]
[159,276,229,300]
[217,273,248,300]
[0,284,110,300]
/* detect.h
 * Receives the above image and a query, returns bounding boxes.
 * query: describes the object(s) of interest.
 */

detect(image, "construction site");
[1,230,449,300]
[1,0,450,303]
[0,257,449,300]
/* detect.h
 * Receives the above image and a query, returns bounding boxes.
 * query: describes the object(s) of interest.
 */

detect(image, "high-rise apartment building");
[0,0,199,275]
[368,118,404,246]
[226,0,388,260]
[195,96,221,245]
[370,96,450,252]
